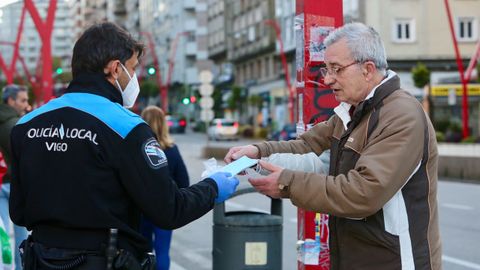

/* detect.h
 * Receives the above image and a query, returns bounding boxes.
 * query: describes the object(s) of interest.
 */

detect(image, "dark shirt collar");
[65,72,123,104]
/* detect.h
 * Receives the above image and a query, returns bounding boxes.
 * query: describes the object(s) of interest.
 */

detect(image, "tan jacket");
[254,74,441,270]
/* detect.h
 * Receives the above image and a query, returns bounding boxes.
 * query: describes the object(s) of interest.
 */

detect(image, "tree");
[412,62,430,88]
[248,94,263,131]
[227,85,242,111]
[56,71,72,84]
[52,57,62,73]
[212,87,223,118]
[140,78,158,97]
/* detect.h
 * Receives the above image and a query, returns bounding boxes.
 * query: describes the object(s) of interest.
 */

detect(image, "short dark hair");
[2,84,27,104]
[71,22,144,78]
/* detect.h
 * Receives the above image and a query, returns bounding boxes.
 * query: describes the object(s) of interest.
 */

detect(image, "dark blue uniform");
[9,73,218,259]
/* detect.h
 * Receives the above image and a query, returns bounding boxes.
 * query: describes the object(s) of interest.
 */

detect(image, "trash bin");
[212,186,282,270]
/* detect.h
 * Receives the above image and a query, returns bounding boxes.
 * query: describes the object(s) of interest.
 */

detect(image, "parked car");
[268,123,297,141]
[208,118,239,140]
[166,115,187,133]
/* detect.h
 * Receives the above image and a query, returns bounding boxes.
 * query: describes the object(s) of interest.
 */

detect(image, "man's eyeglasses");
[320,61,360,77]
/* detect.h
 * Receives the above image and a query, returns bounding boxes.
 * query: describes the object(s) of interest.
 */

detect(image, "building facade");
[221,0,292,126]
[360,0,480,137]
[139,0,211,108]
[68,0,140,39]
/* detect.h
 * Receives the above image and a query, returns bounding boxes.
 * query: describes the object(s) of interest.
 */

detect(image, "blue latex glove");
[209,172,240,203]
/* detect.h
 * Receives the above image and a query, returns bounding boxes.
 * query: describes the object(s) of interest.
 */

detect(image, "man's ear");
[104,60,121,79]
[6,97,15,107]
[363,61,376,81]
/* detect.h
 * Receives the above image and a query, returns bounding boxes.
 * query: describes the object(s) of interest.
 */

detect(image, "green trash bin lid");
[221,211,282,226]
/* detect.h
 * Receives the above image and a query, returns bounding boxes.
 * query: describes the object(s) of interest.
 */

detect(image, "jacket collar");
[64,72,123,105]
[334,70,399,130]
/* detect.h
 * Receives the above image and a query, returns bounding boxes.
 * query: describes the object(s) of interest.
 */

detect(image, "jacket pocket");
[336,219,402,270]
[345,219,400,250]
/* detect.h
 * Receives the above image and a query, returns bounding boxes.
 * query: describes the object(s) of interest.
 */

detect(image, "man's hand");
[248,160,284,199]
[224,145,259,163]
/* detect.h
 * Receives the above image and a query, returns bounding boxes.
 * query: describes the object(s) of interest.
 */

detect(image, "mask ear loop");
[115,62,133,92]
[119,63,133,80]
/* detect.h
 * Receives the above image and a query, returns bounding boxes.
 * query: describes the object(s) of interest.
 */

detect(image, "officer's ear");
[104,60,122,80]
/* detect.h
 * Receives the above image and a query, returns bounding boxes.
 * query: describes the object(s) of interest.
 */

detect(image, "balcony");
[184,0,195,10]
[185,41,197,56]
[114,0,126,15]
[185,67,198,84]
[185,19,197,31]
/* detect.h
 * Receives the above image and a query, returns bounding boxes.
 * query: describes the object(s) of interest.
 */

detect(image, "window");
[392,19,415,43]
[257,60,262,79]
[248,26,255,42]
[265,56,270,78]
[456,17,478,42]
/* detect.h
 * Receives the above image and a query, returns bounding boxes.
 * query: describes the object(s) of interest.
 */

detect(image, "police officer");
[9,22,239,270]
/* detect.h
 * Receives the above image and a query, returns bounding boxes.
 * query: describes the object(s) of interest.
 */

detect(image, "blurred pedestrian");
[225,22,441,270]
[0,84,29,270]
[9,22,238,270]
[140,106,189,270]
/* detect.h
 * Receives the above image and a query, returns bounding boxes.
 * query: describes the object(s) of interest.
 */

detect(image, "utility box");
[212,187,283,270]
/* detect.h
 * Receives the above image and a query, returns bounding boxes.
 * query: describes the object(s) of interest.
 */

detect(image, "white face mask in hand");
[115,63,140,108]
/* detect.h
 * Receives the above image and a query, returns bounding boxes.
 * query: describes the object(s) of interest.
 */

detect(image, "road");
[169,131,480,270]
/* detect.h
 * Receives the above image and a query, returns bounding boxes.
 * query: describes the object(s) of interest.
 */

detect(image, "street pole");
[25,0,57,104]
[444,0,470,138]
[295,1,343,269]
[264,19,294,123]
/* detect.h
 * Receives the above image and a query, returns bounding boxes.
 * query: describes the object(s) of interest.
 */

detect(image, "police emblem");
[143,138,167,169]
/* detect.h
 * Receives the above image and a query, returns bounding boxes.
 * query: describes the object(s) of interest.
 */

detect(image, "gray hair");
[2,84,27,104]
[324,22,388,73]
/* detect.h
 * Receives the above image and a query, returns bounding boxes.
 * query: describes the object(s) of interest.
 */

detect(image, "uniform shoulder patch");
[142,138,168,169]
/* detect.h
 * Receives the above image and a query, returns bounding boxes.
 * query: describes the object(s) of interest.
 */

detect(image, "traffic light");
[190,95,196,103]
[55,67,63,75]
[182,97,190,105]
[147,67,156,75]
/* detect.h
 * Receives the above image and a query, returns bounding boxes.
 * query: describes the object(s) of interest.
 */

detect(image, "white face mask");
[115,63,140,108]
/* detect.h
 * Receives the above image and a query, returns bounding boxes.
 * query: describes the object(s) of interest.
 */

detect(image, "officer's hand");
[224,145,259,164]
[209,172,240,204]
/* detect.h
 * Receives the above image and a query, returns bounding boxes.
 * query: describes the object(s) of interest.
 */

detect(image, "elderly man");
[225,23,441,270]
[0,84,30,270]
